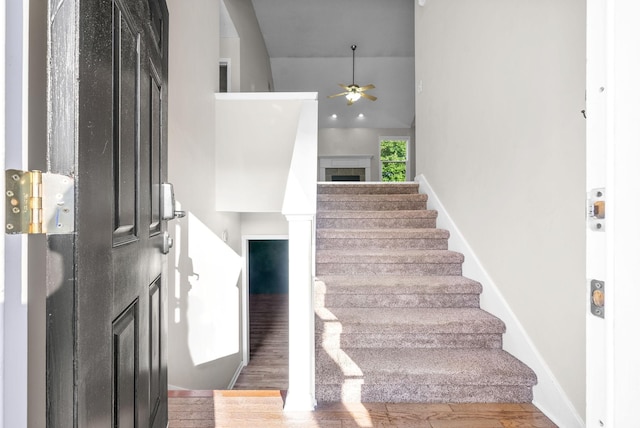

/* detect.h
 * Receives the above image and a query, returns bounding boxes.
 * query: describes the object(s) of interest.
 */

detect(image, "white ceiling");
[251,0,415,129]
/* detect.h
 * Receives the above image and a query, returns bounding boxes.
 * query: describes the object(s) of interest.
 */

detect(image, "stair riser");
[318,201,426,211]
[316,333,502,350]
[317,238,448,250]
[316,384,533,404]
[319,293,479,308]
[317,218,437,229]
[316,263,462,276]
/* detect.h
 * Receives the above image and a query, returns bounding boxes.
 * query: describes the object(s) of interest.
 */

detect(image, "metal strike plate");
[5,169,74,234]
[590,279,605,318]
[587,188,605,232]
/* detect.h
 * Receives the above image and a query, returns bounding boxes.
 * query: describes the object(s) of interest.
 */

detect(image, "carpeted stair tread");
[317,228,450,250]
[318,201,426,212]
[318,193,427,203]
[316,275,482,308]
[317,249,464,264]
[317,307,505,334]
[316,275,482,295]
[318,182,419,195]
[315,348,537,402]
[317,210,438,229]
[317,194,427,212]
[317,210,437,220]
[316,348,536,386]
[317,228,450,239]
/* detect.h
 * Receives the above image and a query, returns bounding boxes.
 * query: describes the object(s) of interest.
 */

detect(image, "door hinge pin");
[30,170,43,234]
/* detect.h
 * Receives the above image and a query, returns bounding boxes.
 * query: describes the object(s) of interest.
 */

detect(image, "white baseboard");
[227,360,245,390]
[415,174,584,428]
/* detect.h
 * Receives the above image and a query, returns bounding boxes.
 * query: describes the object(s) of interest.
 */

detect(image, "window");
[380,138,409,182]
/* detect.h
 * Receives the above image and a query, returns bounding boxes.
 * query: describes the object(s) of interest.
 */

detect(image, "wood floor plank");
[234,294,289,390]
[169,392,558,427]
[169,294,558,427]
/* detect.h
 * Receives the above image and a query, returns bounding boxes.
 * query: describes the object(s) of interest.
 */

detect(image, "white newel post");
[284,215,316,411]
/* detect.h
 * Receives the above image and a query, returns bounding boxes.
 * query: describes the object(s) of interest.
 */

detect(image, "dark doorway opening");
[235,239,289,390]
[248,240,289,295]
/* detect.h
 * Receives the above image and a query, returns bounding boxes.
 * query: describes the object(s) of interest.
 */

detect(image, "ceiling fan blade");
[359,84,375,91]
[361,92,377,101]
[328,91,349,98]
[338,83,350,90]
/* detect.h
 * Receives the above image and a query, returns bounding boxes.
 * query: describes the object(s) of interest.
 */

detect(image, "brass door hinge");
[5,169,74,234]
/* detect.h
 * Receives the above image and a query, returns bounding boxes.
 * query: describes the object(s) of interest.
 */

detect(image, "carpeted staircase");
[315,182,537,403]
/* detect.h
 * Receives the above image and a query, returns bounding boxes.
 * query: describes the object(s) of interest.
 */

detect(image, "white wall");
[167,0,244,389]
[220,0,241,93]
[319,128,415,180]
[271,57,415,129]
[240,213,289,236]
[415,0,586,420]
[223,0,273,92]
[215,96,304,212]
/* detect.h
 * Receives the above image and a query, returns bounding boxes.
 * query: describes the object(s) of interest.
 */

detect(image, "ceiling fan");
[328,44,377,105]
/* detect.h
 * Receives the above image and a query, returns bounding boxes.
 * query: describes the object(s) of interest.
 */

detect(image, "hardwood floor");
[168,390,558,427]
[169,293,557,427]
[233,293,289,390]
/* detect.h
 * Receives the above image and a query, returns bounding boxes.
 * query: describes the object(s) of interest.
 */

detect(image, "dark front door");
[46,0,169,426]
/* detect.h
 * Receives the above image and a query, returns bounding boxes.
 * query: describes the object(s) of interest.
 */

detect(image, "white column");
[284,215,316,411]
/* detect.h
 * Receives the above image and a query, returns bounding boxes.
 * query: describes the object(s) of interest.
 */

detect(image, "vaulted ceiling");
[251,0,415,129]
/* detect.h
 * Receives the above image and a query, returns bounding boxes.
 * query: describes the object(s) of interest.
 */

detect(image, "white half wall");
[215,93,316,213]
[415,0,586,423]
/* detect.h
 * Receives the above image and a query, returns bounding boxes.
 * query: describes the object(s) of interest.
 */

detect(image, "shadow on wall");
[168,210,243,389]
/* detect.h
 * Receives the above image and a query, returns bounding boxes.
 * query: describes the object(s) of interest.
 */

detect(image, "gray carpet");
[315,182,537,403]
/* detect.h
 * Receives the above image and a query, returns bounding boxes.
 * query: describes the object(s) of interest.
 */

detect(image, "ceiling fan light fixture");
[346,91,361,102]
[328,44,377,105]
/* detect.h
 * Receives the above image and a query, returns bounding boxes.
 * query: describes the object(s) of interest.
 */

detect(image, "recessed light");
[358,113,365,118]
[331,114,337,119]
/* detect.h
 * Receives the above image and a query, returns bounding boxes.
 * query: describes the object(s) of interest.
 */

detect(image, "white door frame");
[586,0,640,426]
[3,0,29,426]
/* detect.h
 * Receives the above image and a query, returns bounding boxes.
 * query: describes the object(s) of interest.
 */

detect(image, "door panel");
[149,278,162,423]
[113,4,140,243]
[149,69,162,235]
[46,0,169,426]
[113,302,139,428]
